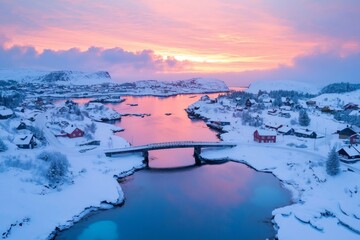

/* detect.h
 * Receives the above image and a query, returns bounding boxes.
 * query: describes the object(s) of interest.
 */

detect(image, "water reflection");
[55,94,291,240]
[106,94,221,168]
[58,162,290,240]
[107,95,220,144]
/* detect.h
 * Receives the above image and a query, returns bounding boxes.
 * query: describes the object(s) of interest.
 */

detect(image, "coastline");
[29,89,231,100]
[1,86,359,239]
[188,96,360,239]
[48,164,146,239]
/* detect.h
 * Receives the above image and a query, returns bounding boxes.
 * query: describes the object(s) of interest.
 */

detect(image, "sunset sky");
[0,0,359,85]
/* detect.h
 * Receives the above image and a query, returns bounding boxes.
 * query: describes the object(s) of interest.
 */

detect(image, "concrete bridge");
[104,141,237,166]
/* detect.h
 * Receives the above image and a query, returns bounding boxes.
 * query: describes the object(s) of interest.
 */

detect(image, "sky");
[0,0,360,85]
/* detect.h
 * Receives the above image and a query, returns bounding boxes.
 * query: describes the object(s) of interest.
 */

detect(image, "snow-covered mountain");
[246,80,321,94]
[0,69,114,85]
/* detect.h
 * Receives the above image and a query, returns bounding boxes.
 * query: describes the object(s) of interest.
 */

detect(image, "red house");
[350,134,360,145]
[62,125,84,138]
[254,129,277,143]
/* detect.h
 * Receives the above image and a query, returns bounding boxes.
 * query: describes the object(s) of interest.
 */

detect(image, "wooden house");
[0,106,13,119]
[59,125,85,138]
[65,126,84,138]
[350,134,360,145]
[14,134,36,149]
[277,126,294,135]
[294,129,317,139]
[265,123,283,130]
[338,127,357,139]
[245,99,257,108]
[338,145,360,160]
[253,129,277,143]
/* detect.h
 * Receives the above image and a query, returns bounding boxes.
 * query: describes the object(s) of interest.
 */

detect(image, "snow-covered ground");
[189,91,360,239]
[1,77,360,239]
[0,105,144,239]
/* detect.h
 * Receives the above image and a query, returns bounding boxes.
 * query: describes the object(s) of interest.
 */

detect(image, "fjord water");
[56,94,291,239]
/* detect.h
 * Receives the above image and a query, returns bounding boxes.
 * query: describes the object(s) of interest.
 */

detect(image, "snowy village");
[0,72,360,239]
[1,1,360,240]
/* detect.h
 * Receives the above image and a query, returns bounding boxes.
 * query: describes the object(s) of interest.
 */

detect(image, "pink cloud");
[0,44,192,80]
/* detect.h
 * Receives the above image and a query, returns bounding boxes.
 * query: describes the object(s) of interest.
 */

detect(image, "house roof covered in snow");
[13,134,34,145]
[339,146,360,157]
[248,99,257,104]
[280,106,291,111]
[255,129,277,136]
[294,129,316,135]
[0,106,13,116]
[349,110,360,116]
[63,125,82,134]
[265,122,282,128]
[277,126,294,133]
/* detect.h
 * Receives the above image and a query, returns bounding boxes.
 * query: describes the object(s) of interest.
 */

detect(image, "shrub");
[326,147,340,176]
[299,109,311,127]
[0,139,7,152]
[27,126,47,146]
[38,151,70,186]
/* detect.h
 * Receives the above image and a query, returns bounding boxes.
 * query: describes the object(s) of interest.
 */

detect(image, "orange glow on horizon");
[1,0,358,76]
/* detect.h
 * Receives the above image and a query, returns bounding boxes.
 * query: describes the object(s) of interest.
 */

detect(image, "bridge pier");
[194,147,202,165]
[142,151,149,167]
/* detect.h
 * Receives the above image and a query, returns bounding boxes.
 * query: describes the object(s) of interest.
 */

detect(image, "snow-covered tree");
[326,147,340,176]
[0,139,7,152]
[321,82,360,94]
[240,111,263,127]
[272,96,282,107]
[84,122,97,140]
[0,90,24,108]
[299,109,311,126]
[28,126,47,146]
[88,122,97,134]
[38,151,70,186]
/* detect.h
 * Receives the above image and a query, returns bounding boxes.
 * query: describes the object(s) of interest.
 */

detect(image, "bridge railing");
[104,141,237,154]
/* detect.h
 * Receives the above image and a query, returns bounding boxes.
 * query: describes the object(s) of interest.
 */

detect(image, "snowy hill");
[247,80,321,94]
[131,78,229,95]
[0,69,114,85]
[310,89,360,108]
